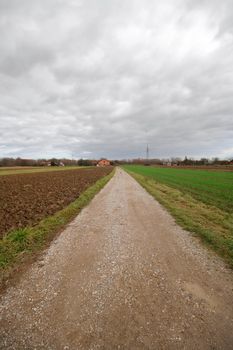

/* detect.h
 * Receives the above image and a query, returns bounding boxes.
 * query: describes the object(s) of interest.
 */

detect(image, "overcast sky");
[0,0,233,160]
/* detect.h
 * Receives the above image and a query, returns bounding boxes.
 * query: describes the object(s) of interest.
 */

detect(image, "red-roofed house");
[97,159,111,167]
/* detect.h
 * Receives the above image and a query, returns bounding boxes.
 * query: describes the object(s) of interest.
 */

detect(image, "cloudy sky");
[0,0,233,160]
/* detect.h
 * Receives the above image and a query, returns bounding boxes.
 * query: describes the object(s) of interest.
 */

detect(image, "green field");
[123,165,233,212]
[123,165,233,266]
[0,166,86,176]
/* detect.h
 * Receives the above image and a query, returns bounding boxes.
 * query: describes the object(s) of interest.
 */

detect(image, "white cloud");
[0,0,232,159]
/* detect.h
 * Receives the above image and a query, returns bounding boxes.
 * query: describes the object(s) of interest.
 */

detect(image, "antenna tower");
[146,143,149,162]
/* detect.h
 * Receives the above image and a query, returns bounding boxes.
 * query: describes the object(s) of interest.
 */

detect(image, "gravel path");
[1,168,233,349]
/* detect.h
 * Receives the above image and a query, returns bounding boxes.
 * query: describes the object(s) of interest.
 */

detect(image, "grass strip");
[0,169,115,280]
[126,170,233,267]
[0,166,89,176]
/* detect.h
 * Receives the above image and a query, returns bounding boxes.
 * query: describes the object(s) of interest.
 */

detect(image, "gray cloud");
[0,0,233,159]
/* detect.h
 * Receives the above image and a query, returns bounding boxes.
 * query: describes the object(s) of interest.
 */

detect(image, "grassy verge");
[0,169,115,282]
[125,170,233,267]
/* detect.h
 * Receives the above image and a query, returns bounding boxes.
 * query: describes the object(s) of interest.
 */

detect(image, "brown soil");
[1,168,233,349]
[0,167,112,237]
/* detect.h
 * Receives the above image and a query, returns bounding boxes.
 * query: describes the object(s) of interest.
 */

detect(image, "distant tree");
[78,159,92,166]
[50,158,59,166]
[200,158,209,165]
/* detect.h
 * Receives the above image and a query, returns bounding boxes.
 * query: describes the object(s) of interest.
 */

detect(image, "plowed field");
[0,167,112,237]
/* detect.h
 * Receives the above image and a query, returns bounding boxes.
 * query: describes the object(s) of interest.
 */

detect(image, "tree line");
[0,157,93,167]
[0,156,232,167]
[119,156,233,166]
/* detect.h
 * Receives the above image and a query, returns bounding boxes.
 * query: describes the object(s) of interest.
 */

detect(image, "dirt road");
[1,168,233,349]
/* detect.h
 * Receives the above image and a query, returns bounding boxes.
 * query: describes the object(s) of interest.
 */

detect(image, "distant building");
[163,161,171,166]
[97,159,111,167]
[39,161,49,166]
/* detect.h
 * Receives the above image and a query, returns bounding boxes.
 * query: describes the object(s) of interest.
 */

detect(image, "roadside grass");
[0,169,115,282]
[124,168,233,267]
[123,165,233,213]
[0,166,88,176]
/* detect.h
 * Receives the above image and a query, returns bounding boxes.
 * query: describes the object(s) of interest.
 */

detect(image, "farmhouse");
[97,159,110,167]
